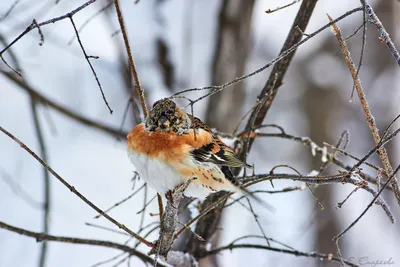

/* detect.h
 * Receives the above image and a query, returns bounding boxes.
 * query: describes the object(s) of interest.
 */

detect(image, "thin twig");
[350,2,367,102]
[172,6,363,105]
[94,183,146,219]
[113,0,148,118]
[203,243,357,267]
[85,223,130,236]
[361,0,400,66]
[242,0,318,154]
[68,1,113,45]
[157,193,164,223]
[246,198,270,246]
[324,142,383,174]
[241,173,394,222]
[90,252,126,267]
[137,184,148,237]
[333,165,400,266]
[0,220,163,266]
[265,0,301,14]
[69,16,113,114]
[328,14,400,205]
[0,0,99,56]
[239,129,389,190]
[32,19,44,46]
[174,192,234,239]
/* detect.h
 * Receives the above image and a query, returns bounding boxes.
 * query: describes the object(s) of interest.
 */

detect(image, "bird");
[126,98,252,200]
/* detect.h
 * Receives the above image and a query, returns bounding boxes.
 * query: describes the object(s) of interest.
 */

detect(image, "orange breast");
[127,123,213,162]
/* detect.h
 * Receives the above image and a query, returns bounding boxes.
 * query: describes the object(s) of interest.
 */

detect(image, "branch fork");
[150,179,195,259]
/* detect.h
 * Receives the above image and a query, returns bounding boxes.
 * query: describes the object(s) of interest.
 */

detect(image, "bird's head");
[145,98,191,133]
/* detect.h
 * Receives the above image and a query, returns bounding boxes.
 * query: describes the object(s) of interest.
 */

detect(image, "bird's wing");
[187,114,251,168]
[191,139,251,168]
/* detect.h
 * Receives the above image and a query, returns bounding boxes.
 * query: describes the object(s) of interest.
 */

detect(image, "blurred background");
[1,0,400,266]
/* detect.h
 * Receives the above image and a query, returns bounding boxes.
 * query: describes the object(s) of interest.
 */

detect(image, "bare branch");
[361,0,400,66]
[68,1,113,45]
[328,13,400,205]
[203,243,358,267]
[333,164,400,266]
[0,220,163,266]
[93,183,146,219]
[0,0,99,57]
[242,173,394,223]
[113,0,148,118]
[265,0,302,14]
[69,16,113,114]
[152,179,194,258]
[243,0,318,152]
[173,6,363,105]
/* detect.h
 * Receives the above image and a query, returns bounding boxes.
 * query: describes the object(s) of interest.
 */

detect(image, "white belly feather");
[128,150,182,195]
[127,150,233,199]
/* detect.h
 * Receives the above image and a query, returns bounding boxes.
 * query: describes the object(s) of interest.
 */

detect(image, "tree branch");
[113,0,148,118]
[328,13,400,205]
[203,243,358,267]
[0,220,164,266]
[0,0,98,56]
[243,0,318,154]
[361,0,400,66]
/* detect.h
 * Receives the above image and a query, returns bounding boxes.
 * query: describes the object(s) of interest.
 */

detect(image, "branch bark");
[0,220,162,266]
[329,14,400,205]
[155,183,189,258]
[361,0,400,66]
[243,0,318,152]
[113,0,148,118]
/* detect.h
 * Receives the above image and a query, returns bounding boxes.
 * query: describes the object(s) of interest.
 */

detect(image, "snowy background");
[1,0,400,266]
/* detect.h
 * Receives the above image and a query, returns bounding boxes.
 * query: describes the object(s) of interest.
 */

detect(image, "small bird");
[127,98,251,199]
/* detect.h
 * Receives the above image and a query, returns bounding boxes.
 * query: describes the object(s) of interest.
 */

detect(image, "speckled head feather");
[145,98,191,133]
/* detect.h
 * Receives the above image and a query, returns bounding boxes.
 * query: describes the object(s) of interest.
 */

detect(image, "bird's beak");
[158,115,170,129]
